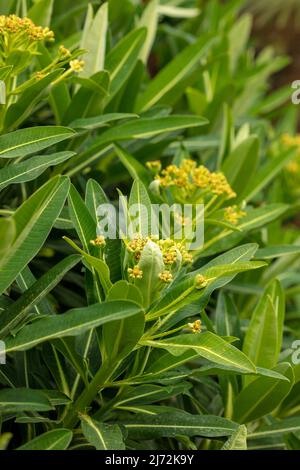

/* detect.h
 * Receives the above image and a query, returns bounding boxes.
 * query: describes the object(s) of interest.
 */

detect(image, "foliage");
[0,0,300,451]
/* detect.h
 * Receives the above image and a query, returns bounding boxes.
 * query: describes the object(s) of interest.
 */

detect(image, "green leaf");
[0,126,75,158]
[115,384,190,408]
[233,363,294,423]
[0,176,70,295]
[0,217,15,256]
[105,28,146,103]
[221,425,247,450]
[0,388,52,413]
[0,151,75,190]
[114,144,150,184]
[80,414,125,450]
[243,280,285,373]
[80,2,108,77]
[248,417,300,440]
[5,300,142,353]
[70,113,138,130]
[0,255,80,339]
[28,0,54,27]
[137,0,158,63]
[222,136,259,199]
[242,147,297,202]
[68,184,96,252]
[92,115,208,147]
[85,179,121,282]
[123,411,238,439]
[63,237,112,295]
[255,245,300,259]
[200,204,288,257]
[129,179,153,236]
[136,34,216,112]
[228,14,252,72]
[147,259,264,319]
[102,281,144,361]
[142,332,256,373]
[17,429,72,450]
[4,70,64,130]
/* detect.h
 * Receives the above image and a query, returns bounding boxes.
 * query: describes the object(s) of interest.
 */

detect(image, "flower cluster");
[188,319,202,333]
[90,235,106,247]
[126,235,192,265]
[223,206,246,225]
[0,15,54,42]
[125,235,193,288]
[153,159,236,200]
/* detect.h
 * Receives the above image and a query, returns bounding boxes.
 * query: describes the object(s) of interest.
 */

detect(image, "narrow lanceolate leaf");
[80,414,125,450]
[136,34,216,112]
[233,363,294,423]
[0,255,81,339]
[70,113,138,130]
[222,425,247,450]
[0,151,75,190]
[80,2,108,78]
[85,179,121,282]
[0,388,52,413]
[243,280,285,374]
[137,0,159,63]
[147,259,265,320]
[0,176,70,295]
[93,115,208,147]
[248,417,300,440]
[141,332,256,373]
[129,179,153,236]
[5,300,142,353]
[105,28,146,102]
[255,245,300,259]
[68,184,96,252]
[102,281,144,361]
[17,429,73,451]
[123,412,238,439]
[0,126,76,158]
[63,237,112,294]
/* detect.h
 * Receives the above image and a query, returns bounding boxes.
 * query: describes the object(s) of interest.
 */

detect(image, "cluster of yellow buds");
[159,271,173,283]
[128,265,143,279]
[223,206,246,225]
[156,238,193,264]
[0,15,54,42]
[188,319,202,333]
[281,133,300,151]
[59,45,71,58]
[156,163,191,189]
[153,159,236,200]
[287,160,300,174]
[126,236,192,265]
[281,134,300,176]
[90,235,106,247]
[125,236,193,287]
[146,160,162,174]
[194,274,208,289]
[69,59,85,73]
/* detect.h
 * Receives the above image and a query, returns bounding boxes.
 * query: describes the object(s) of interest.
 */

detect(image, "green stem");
[63,360,119,429]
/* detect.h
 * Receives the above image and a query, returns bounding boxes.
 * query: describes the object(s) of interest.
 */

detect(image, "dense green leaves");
[0,0,299,452]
